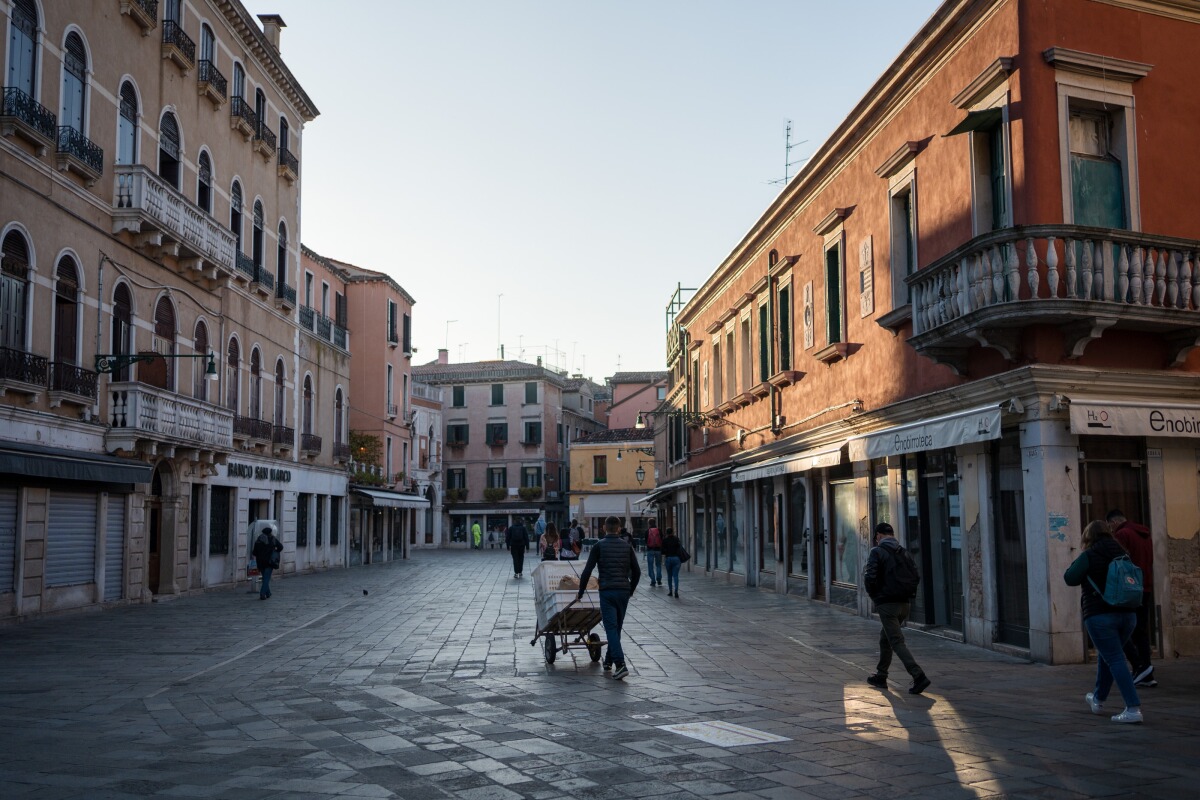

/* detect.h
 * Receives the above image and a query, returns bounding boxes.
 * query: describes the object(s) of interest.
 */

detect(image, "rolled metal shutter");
[46,491,97,587]
[0,485,17,594]
[104,495,126,601]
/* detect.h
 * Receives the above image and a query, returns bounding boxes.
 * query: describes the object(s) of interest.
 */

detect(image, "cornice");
[951,56,1015,109]
[216,1,319,120]
[1042,47,1153,82]
[875,140,923,178]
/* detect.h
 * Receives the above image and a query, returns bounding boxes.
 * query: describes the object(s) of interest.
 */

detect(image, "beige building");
[568,428,657,539]
[0,1,347,620]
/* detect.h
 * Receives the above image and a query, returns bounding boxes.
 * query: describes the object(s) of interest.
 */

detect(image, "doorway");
[905,451,964,631]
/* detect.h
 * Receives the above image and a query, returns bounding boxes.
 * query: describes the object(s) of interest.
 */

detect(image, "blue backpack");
[1089,554,1144,609]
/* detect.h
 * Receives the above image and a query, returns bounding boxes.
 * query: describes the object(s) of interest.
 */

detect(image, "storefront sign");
[227,462,292,482]
[848,405,1001,461]
[1069,399,1200,438]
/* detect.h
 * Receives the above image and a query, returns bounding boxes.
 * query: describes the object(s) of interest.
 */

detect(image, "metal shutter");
[46,492,98,587]
[104,495,126,601]
[0,485,17,594]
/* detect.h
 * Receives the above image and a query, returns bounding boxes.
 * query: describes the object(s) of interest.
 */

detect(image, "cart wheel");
[587,633,602,662]
[544,636,557,664]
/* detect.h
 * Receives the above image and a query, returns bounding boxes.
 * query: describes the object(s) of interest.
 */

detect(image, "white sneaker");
[1111,708,1143,724]
[1085,692,1104,714]
[1132,665,1154,684]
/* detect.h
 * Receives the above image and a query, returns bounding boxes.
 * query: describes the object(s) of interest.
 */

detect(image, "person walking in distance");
[1108,509,1156,688]
[541,523,561,561]
[863,522,930,694]
[660,527,682,597]
[577,516,641,680]
[471,521,482,550]
[506,518,529,579]
[252,524,284,601]
[645,523,663,587]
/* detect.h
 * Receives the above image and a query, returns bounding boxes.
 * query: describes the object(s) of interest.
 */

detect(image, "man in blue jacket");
[577,516,641,680]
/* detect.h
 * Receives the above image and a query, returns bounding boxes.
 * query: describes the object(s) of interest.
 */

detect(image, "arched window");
[117,82,138,165]
[192,320,208,401]
[7,0,38,98]
[254,88,267,137]
[252,201,264,267]
[197,151,212,213]
[225,337,239,410]
[158,112,181,189]
[302,375,313,435]
[111,283,133,381]
[273,358,285,427]
[229,180,243,251]
[53,256,80,369]
[1,231,32,351]
[164,0,180,24]
[153,296,177,390]
[279,116,289,154]
[334,388,344,444]
[200,24,215,64]
[276,220,287,286]
[232,62,245,100]
[60,32,87,133]
[249,347,262,419]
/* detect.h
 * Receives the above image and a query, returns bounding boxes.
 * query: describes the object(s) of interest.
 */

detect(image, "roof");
[301,245,416,305]
[609,371,668,385]
[412,360,570,387]
[574,428,654,445]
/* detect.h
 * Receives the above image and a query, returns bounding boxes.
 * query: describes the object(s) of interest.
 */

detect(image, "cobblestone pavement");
[2,549,1197,800]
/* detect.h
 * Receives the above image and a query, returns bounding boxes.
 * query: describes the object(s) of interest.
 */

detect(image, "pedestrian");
[487,530,495,550]
[1065,519,1144,723]
[1107,508,1156,687]
[535,514,547,541]
[863,522,931,694]
[661,526,682,597]
[472,521,482,550]
[560,520,581,560]
[506,518,529,579]
[251,524,283,601]
[541,523,561,561]
[618,526,634,548]
[577,516,641,680]
[645,522,663,587]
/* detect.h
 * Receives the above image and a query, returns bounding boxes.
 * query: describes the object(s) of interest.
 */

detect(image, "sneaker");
[1111,708,1143,724]
[1136,677,1158,688]
[909,674,931,695]
[1085,692,1104,714]
[603,662,612,672]
[613,664,629,681]
[1132,665,1154,684]
[866,673,888,689]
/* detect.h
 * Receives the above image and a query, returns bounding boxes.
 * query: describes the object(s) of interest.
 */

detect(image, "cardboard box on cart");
[531,561,600,630]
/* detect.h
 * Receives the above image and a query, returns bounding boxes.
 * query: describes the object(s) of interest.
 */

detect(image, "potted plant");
[483,487,506,503]
[518,485,543,501]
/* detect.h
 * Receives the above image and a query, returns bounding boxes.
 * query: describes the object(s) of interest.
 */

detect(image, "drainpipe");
[93,252,107,423]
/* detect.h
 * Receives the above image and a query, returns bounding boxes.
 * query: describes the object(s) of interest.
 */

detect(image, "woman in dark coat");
[660,527,683,598]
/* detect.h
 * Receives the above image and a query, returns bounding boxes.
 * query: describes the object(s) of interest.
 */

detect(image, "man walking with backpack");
[863,522,931,694]
[577,516,641,680]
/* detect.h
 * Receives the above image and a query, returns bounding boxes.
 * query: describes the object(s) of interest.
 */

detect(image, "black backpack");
[882,544,921,600]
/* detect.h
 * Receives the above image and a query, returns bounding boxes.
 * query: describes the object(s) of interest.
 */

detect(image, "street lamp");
[634,460,657,484]
[95,351,219,380]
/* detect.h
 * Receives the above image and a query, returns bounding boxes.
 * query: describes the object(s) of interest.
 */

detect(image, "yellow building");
[568,429,656,539]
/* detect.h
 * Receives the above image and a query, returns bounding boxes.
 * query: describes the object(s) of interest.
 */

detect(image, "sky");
[240,0,943,381]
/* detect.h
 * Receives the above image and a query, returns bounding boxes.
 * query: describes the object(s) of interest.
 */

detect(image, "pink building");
[606,371,667,430]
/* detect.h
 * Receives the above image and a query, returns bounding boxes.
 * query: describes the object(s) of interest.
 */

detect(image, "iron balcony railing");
[133,0,159,20]
[57,126,104,175]
[301,433,322,454]
[255,123,277,153]
[235,251,255,279]
[252,264,274,291]
[1,86,57,141]
[230,96,258,132]
[161,19,195,64]
[332,442,351,461]
[386,403,398,418]
[387,325,399,344]
[197,59,227,100]
[333,324,347,349]
[298,305,314,329]
[278,146,298,174]
[0,346,48,386]
[272,424,294,447]
[316,314,331,339]
[233,415,272,440]
[275,281,296,306]
[49,361,98,399]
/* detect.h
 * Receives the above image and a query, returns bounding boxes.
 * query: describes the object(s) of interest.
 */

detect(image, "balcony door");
[1069,110,1127,230]
[53,257,80,368]
[7,0,37,96]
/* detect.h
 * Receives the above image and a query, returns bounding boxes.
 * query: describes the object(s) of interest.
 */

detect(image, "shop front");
[350,488,429,565]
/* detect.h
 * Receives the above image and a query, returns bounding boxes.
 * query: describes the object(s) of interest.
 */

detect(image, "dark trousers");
[875,601,923,679]
[510,547,525,575]
[599,589,631,665]
[1123,590,1154,672]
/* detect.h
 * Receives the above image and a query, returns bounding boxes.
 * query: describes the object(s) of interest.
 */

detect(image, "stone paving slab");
[2,549,1198,799]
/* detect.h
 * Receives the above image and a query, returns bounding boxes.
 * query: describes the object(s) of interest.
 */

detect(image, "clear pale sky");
[240,0,942,381]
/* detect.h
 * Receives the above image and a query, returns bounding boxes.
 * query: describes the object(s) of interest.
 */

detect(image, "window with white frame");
[823,233,845,346]
[888,172,918,309]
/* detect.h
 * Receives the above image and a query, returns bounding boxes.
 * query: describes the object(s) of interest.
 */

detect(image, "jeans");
[1122,590,1153,673]
[259,566,274,599]
[599,589,631,665]
[875,601,923,679]
[1085,611,1141,708]
[646,550,662,584]
[664,556,681,594]
[510,547,525,576]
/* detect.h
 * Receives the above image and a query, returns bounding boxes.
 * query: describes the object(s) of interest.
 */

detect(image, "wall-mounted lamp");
[636,409,732,429]
[95,351,218,380]
[634,460,656,484]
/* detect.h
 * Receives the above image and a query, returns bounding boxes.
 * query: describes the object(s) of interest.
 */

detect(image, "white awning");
[352,488,430,509]
[848,404,1002,461]
[1067,396,1200,438]
[731,444,844,483]
[573,494,641,516]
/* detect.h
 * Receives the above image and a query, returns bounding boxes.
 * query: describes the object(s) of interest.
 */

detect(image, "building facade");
[647,0,1200,664]
[606,371,668,430]
[569,428,657,539]
[410,377,445,548]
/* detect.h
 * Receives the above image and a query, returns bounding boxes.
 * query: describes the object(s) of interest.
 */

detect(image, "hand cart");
[528,560,606,664]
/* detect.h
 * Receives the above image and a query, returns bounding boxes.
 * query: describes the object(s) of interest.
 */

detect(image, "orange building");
[646,0,1200,664]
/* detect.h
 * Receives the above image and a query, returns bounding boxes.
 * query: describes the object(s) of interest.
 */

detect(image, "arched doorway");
[147,463,169,594]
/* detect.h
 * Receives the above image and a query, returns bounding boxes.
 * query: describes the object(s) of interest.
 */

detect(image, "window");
[889,180,917,307]
[523,466,542,488]
[321,283,329,316]
[276,221,287,285]
[974,120,1009,232]
[448,469,466,490]
[491,383,504,405]
[192,320,208,401]
[273,358,285,427]
[557,422,563,444]
[386,364,393,410]
[316,495,324,547]
[447,423,468,445]
[197,151,212,213]
[334,388,344,444]
[279,116,289,154]
[739,317,751,391]
[200,23,214,64]
[777,283,792,371]
[488,466,507,489]
[110,283,132,381]
[52,257,80,372]
[593,455,608,484]
[725,330,736,397]
[60,32,87,135]
[523,421,541,444]
[757,305,769,382]
[386,300,398,343]
[657,385,666,401]
[209,486,231,555]
[1068,108,1128,229]
[824,239,845,345]
[1,231,31,351]
[232,62,245,100]
[486,422,507,446]
[302,375,313,435]
[250,348,262,418]
[252,201,264,268]
[225,337,239,410]
[7,0,38,98]
[524,382,537,404]
[164,0,180,23]
[451,385,465,407]
[151,294,176,390]
[254,88,267,138]
[304,272,313,307]
[117,82,138,165]
[229,181,243,252]
[297,493,309,548]
[402,312,411,352]
[385,436,392,479]
[158,112,181,189]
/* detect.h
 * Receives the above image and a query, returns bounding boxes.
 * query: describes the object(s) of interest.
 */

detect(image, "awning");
[352,488,430,509]
[1067,396,1200,438]
[944,107,1002,137]
[848,404,1002,461]
[0,441,153,484]
[731,443,844,483]
[652,464,731,496]
[571,494,641,516]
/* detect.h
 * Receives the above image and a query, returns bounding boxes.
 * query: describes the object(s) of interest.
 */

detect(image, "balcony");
[272,424,294,454]
[387,328,399,347]
[274,281,296,311]
[908,225,1200,374]
[0,346,48,400]
[333,442,351,463]
[234,251,256,283]
[277,146,298,184]
[106,382,233,458]
[250,264,274,296]
[48,361,98,409]
[300,433,322,457]
[55,126,103,185]
[1,86,56,155]
[120,0,158,34]
[233,414,273,445]
[253,124,276,160]
[197,59,227,107]
[161,19,195,74]
[112,164,235,282]
[229,96,257,140]
[386,403,398,419]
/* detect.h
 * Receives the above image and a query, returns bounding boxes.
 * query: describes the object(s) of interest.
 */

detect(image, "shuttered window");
[54,257,80,365]
[225,337,239,410]
[1,232,30,351]
[209,486,231,555]
[46,492,98,587]
[104,494,126,601]
[0,485,17,594]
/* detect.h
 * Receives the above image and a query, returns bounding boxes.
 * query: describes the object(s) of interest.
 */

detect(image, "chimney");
[537,356,543,367]
[438,348,448,365]
[257,14,286,51]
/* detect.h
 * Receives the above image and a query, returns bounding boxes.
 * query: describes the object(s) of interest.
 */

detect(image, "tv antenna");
[767,120,809,185]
